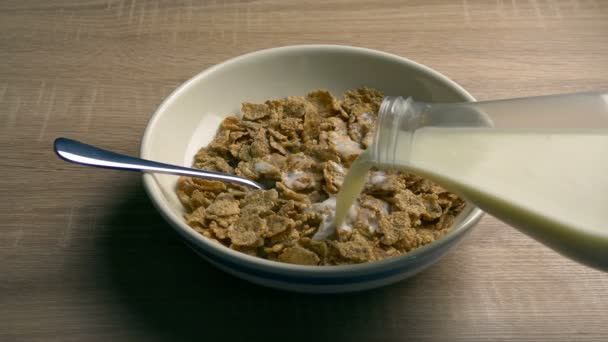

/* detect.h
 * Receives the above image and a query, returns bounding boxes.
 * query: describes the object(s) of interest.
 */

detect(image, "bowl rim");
[141,44,483,275]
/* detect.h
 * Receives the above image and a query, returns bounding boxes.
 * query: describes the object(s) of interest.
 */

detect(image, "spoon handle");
[53,138,264,189]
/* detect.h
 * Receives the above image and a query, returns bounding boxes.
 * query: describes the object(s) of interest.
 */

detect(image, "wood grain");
[1,0,607,341]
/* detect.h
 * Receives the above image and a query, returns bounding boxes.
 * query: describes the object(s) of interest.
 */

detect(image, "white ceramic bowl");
[141,45,483,293]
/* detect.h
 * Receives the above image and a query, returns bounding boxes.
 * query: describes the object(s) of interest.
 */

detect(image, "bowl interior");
[142,45,477,267]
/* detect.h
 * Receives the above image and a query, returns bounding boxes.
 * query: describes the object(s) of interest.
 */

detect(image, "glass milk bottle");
[354,92,608,270]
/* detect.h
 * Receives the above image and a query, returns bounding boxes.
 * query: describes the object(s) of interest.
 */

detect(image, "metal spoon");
[53,137,265,189]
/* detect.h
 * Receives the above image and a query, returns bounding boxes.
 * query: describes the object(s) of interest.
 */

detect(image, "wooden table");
[1,1,607,341]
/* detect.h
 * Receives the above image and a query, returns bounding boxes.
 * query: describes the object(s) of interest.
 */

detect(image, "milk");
[334,128,608,270]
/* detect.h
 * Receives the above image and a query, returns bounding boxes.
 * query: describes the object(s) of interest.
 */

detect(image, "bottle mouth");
[373,96,418,167]
[374,97,399,166]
